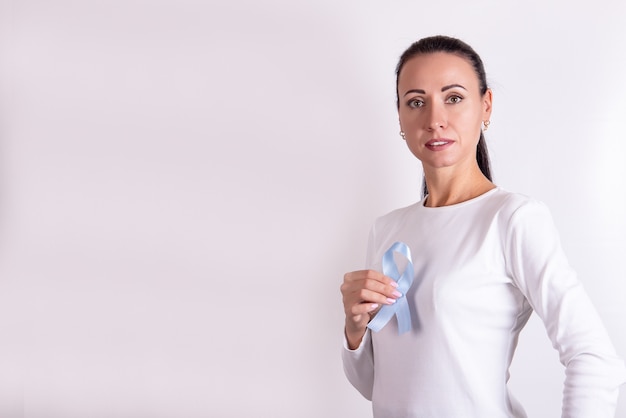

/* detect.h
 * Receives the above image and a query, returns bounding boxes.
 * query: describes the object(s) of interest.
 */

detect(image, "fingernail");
[386,298,396,304]
[392,290,402,298]
[370,303,379,310]
[390,281,399,288]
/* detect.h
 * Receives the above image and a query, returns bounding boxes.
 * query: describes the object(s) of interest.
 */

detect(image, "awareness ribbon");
[367,241,414,335]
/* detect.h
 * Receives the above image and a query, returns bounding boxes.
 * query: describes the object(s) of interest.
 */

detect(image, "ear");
[482,88,493,120]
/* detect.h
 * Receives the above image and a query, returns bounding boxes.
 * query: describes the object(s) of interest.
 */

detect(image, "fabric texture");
[342,188,625,418]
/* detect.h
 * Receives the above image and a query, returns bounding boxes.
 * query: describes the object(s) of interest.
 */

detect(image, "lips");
[425,138,454,151]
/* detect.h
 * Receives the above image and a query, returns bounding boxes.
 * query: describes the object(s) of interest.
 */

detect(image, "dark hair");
[395,35,492,197]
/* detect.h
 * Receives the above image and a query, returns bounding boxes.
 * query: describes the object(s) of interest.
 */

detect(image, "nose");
[425,101,447,131]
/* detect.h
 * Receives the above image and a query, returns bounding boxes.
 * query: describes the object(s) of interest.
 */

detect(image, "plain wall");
[0,0,624,417]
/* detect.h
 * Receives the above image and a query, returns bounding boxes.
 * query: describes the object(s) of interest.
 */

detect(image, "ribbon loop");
[367,241,414,335]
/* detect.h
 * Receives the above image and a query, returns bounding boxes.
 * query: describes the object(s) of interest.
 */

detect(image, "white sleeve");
[342,329,374,400]
[504,200,626,418]
[341,224,379,400]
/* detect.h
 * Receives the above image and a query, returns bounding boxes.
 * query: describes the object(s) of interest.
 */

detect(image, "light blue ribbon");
[367,241,414,335]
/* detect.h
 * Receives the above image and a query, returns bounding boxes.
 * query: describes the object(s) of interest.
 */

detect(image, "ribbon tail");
[395,298,411,334]
[367,303,396,332]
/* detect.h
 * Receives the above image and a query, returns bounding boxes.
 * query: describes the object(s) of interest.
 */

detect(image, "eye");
[407,98,424,108]
[446,95,463,104]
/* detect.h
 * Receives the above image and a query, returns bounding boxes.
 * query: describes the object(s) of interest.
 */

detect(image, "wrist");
[345,325,367,350]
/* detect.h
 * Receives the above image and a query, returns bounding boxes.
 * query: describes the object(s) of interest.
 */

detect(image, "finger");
[350,288,398,308]
[344,270,400,292]
[341,279,402,306]
[364,270,400,292]
[361,278,403,301]
[344,269,386,284]
[350,301,380,317]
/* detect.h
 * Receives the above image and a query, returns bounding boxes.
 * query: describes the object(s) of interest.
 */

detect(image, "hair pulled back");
[395,35,492,197]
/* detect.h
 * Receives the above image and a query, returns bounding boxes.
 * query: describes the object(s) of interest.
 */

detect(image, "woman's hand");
[340,270,401,349]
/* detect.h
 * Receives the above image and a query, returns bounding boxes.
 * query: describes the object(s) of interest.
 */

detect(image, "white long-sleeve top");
[342,188,625,417]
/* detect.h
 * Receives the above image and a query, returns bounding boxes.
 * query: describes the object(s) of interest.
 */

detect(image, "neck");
[423,165,495,208]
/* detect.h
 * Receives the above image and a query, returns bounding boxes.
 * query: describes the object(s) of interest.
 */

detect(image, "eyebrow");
[403,84,468,97]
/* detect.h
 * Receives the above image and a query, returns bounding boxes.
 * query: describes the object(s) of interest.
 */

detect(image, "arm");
[340,225,400,399]
[504,200,626,417]
[342,328,375,400]
[340,269,399,400]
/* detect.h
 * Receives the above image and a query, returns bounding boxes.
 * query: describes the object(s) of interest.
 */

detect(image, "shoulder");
[487,187,536,209]
[492,189,561,251]
[371,200,422,234]
[488,188,553,224]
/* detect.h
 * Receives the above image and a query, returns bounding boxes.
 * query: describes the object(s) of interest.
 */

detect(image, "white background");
[0,1,625,417]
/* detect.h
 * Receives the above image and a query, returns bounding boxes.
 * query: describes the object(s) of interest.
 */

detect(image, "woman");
[340,35,625,417]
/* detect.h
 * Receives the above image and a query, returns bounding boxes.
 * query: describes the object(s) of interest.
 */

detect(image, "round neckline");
[420,186,500,210]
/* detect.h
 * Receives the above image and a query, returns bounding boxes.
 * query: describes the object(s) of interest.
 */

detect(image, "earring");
[483,120,490,131]
[399,131,406,140]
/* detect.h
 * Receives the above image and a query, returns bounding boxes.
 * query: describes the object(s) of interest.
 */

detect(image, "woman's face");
[397,52,492,174]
